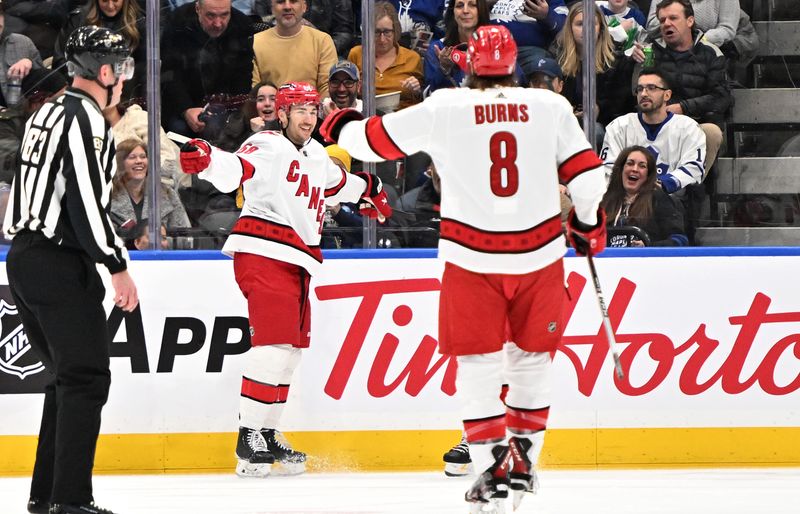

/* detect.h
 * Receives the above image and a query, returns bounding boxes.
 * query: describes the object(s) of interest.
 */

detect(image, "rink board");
[1,249,799,474]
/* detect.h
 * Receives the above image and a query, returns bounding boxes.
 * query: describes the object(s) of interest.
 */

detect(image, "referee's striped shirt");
[2,87,129,273]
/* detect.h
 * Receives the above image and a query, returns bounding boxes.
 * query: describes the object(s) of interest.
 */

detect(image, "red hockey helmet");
[275,82,321,113]
[467,25,518,77]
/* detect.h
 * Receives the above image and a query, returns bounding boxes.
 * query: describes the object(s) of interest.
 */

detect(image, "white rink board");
[1,254,799,435]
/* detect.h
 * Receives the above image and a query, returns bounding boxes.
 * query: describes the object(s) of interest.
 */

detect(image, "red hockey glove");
[353,171,393,221]
[179,139,212,174]
[566,207,608,256]
[320,108,365,143]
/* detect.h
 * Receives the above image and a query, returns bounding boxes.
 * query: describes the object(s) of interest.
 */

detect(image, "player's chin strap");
[93,75,120,109]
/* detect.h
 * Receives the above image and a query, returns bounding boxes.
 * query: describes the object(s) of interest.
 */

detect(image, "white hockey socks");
[239,344,302,431]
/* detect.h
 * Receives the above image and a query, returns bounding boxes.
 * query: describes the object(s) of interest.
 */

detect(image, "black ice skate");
[443,433,474,477]
[27,497,48,514]
[48,502,116,514]
[508,436,539,510]
[235,426,274,478]
[465,445,511,514]
[262,428,307,475]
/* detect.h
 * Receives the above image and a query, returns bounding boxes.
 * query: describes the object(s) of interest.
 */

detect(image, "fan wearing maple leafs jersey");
[322,26,606,511]
[180,82,392,478]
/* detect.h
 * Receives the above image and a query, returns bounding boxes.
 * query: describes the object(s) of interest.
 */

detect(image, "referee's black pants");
[7,232,111,505]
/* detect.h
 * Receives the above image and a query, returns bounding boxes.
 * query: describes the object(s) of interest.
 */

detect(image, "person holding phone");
[423,0,490,94]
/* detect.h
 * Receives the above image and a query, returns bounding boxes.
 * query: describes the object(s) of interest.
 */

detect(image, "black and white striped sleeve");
[62,105,128,274]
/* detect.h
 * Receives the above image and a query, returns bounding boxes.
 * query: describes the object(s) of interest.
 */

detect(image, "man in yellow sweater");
[252,0,338,98]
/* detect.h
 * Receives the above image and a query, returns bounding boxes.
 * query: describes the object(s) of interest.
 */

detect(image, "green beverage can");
[643,46,655,67]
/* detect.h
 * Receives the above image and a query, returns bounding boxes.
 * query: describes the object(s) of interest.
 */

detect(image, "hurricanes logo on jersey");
[0,299,45,379]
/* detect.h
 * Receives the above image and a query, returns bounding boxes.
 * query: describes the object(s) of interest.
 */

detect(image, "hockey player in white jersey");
[322,25,607,513]
[600,69,706,194]
[179,82,392,478]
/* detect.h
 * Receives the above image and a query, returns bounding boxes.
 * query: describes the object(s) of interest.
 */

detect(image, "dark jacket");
[305,0,354,57]
[1,0,66,59]
[52,5,148,100]
[160,3,254,123]
[562,54,637,126]
[609,188,687,246]
[649,30,732,126]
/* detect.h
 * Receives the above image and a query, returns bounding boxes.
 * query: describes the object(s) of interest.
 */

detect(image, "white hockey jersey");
[600,112,706,190]
[339,87,606,275]
[199,130,367,274]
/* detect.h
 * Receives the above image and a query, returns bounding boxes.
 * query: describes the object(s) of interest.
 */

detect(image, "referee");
[3,26,138,514]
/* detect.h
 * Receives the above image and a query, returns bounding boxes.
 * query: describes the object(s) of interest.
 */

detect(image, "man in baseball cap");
[528,57,564,93]
[324,60,362,115]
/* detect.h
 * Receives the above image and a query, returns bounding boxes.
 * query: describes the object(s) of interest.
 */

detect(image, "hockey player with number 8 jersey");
[323,25,606,513]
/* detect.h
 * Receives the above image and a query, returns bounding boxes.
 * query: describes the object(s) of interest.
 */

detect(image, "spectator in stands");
[597,0,646,50]
[557,2,636,125]
[631,0,729,171]
[321,60,362,117]
[527,55,563,92]
[161,0,255,138]
[390,0,446,54]
[602,145,687,246]
[261,0,354,56]
[103,101,185,190]
[125,219,170,250]
[0,68,66,185]
[212,81,280,152]
[252,0,338,98]
[489,0,568,77]
[0,5,43,107]
[423,0,490,94]
[110,139,191,239]
[645,0,738,50]
[348,2,423,110]
[601,69,706,194]
[0,0,65,60]
[53,0,146,101]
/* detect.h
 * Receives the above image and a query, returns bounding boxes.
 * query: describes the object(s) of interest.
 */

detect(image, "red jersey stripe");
[232,216,323,263]
[559,149,602,184]
[506,406,550,432]
[241,377,289,404]
[440,216,562,254]
[464,414,506,443]
[324,168,348,197]
[365,117,406,160]
[239,156,256,185]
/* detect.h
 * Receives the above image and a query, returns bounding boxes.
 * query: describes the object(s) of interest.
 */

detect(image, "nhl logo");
[0,299,45,379]
[547,321,558,333]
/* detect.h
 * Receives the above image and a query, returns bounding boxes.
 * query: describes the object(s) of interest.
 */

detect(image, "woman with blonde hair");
[347,1,423,110]
[555,2,635,126]
[53,0,146,100]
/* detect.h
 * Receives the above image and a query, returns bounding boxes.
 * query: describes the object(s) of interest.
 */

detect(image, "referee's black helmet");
[65,26,133,80]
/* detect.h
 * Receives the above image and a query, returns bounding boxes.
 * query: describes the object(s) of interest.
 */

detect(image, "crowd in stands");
[0,0,765,249]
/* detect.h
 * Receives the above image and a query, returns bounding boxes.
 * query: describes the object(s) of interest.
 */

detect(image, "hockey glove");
[658,174,681,194]
[179,138,212,174]
[320,108,365,143]
[566,207,607,256]
[353,171,393,221]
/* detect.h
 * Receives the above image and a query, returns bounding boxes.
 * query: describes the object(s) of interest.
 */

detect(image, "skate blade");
[468,498,506,514]
[235,460,271,478]
[270,460,305,476]
[445,462,474,477]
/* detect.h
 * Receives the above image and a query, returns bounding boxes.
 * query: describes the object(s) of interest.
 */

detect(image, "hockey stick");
[585,253,625,379]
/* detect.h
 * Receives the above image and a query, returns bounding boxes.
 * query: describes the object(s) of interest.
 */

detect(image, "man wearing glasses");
[321,60,362,116]
[600,69,706,194]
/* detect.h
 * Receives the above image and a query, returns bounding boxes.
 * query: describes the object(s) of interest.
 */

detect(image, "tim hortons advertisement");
[0,255,798,435]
